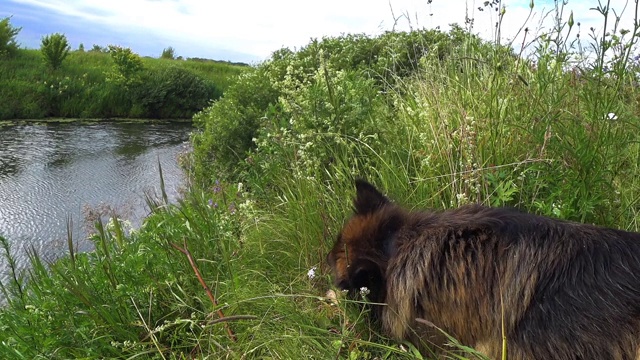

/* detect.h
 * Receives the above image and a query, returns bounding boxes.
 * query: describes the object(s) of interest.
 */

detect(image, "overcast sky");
[2,0,637,63]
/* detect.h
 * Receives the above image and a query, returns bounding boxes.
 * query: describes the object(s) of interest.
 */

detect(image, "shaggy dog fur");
[327,180,640,359]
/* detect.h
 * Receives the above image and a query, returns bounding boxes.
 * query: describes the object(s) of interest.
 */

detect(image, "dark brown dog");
[327,179,640,359]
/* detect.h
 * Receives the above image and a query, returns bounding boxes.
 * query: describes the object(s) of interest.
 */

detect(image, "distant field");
[0,48,249,120]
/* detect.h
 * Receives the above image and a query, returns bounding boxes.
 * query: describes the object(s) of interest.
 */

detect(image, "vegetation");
[1,1,640,359]
[0,17,248,120]
[0,16,20,58]
[106,45,145,87]
[161,46,176,60]
[40,33,71,70]
[0,47,246,120]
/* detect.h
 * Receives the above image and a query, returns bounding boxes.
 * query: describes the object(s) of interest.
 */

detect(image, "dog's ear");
[354,179,389,215]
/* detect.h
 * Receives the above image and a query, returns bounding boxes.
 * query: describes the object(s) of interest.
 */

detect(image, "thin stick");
[171,239,237,342]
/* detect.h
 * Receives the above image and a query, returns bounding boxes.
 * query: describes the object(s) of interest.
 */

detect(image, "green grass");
[151,57,247,92]
[0,48,248,120]
[1,1,640,358]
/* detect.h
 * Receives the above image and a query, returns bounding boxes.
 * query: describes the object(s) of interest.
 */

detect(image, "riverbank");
[0,48,248,121]
[0,117,194,127]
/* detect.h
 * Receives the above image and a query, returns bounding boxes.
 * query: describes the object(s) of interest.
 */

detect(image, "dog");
[327,179,640,359]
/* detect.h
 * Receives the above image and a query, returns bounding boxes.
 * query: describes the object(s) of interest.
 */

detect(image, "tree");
[161,46,175,60]
[106,45,144,87]
[90,44,104,52]
[78,43,85,52]
[0,16,21,57]
[41,33,70,70]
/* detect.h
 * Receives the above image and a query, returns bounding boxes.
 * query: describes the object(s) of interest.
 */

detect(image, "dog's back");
[328,180,640,359]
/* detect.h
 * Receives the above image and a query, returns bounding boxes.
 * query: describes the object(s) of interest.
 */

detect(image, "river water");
[0,121,191,285]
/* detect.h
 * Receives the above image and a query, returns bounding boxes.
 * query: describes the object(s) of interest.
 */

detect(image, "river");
[0,121,191,285]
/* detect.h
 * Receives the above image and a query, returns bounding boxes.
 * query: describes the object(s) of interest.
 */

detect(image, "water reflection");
[0,154,20,179]
[0,121,192,284]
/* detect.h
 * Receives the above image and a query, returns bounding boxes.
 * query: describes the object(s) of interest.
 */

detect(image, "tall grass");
[0,1,639,358]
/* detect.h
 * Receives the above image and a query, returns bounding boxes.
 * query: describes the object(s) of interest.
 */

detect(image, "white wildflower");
[456,193,469,204]
[307,266,317,280]
[606,112,618,120]
[359,286,370,297]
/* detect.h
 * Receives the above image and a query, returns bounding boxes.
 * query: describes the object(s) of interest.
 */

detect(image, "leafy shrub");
[136,66,220,118]
[106,45,144,88]
[192,68,279,183]
[0,16,20,58]
[190,29,488,188]
[249,66,389,191]
[40,33,71,70]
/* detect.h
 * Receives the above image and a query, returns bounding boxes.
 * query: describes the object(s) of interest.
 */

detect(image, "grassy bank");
[1,1,640,359]
[0,48,248,120]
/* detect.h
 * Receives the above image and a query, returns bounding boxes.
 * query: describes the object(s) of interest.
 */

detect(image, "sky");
[1,0,638,63]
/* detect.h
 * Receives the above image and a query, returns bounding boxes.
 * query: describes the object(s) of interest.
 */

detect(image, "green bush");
[40,33,71,70]
[192,14,640,224]
[191,68,280,183]
[106,45,144,88]
[135,66,220,119]
[190,29,491,188]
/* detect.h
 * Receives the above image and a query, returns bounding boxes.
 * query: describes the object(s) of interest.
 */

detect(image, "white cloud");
[7,0,639,61]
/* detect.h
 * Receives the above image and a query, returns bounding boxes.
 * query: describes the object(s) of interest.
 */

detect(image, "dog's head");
[327,179,405,303]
